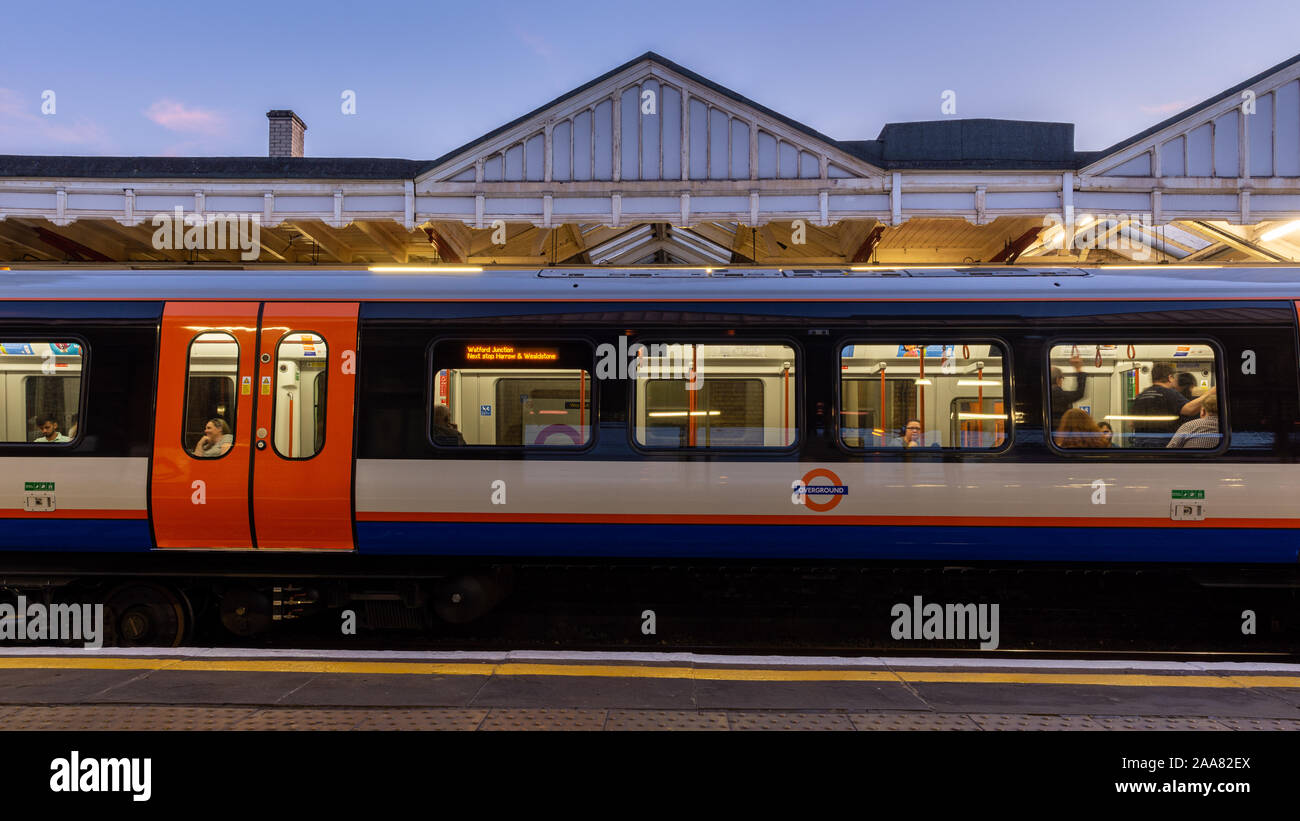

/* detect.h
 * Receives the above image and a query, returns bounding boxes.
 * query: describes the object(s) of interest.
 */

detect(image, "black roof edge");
[1083,50,1300,167]
[0,155,436,180]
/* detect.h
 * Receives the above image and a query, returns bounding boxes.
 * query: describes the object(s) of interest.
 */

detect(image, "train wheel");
[432,575,504,624]
[104,583,187,647]
[219,588,272,637]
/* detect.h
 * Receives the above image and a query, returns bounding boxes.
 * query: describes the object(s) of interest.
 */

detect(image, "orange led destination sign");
[465,344,559,363]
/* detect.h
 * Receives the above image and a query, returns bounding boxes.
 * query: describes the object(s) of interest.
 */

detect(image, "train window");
[633,343,796,449]
[272,332,328,459]
[183,332,238,458]
[0,341,84,444]
[839,343,1008,449]
[431,340,593,448]
[1047,343,1221,450]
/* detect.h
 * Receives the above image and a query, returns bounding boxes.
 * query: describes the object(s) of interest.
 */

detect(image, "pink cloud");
[1140,100,1191,115]
[512,26,555,60]
[145,99,229,134]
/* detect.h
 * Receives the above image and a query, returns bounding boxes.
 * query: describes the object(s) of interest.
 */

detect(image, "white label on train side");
[23,481,55,512]
[1171,502,1206,521]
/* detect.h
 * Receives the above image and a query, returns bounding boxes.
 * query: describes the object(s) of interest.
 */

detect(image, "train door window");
[183,332,239,458]
[431,341,593,448]
[1047,343,1222,451]
[633,343,797,449]
[0,341,84,444]
[272,332,328,459]
[839,343,1008,449]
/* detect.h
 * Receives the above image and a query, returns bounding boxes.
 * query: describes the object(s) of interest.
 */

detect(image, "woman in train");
[1054,409,1109,449]
[1096,421,1115,448]
[192,418,233,458]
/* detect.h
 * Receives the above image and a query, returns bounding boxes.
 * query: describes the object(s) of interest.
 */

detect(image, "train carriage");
[1,265,1298,643]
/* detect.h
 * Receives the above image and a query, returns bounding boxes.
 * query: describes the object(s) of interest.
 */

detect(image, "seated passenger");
[1054,409,1108,449]
[1167,394,1221,449]
[1131,363,1216,447]
[1096,421,1115,447]
[432,404,466,446]
[192,418,233,457]
[899,419,923,448]
[1176,372,1200,424]
[32,416,71,443]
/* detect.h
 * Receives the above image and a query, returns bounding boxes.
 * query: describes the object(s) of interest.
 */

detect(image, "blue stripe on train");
[357,521,1300,563]
[0,519,152,552]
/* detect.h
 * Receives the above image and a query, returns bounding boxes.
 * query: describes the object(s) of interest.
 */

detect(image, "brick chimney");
[267,110,306,158]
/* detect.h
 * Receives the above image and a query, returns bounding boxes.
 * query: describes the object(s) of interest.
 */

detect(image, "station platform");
[2,649,1299,731]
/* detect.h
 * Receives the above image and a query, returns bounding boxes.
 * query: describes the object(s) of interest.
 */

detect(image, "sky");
[2,0,1299,160]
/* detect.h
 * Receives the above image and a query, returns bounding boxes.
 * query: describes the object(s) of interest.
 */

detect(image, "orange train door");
[151,302,259,548]
[250,303,358,550]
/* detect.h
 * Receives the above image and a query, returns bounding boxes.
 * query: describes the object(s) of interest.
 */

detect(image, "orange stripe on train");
[0,509,148,519]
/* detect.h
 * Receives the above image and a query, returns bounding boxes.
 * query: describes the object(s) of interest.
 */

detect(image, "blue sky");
[2,0,1299,159]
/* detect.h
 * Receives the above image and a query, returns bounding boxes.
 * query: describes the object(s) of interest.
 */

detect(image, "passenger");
[1096,421,1115,448]
[32,416,70,443]
[1049,353,1088,431]
[192,418,233,457]
[1167,394,1221,449]
[900,419,923,448]
[1176,372,1200,425]
[1054,409,1108,449]
[432,404,466,446]
[1131,363,1216,447]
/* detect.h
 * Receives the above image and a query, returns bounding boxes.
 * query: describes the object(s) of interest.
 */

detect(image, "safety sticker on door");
[261,375,272,395]
[242,376,252,395]
[23,481,55,512]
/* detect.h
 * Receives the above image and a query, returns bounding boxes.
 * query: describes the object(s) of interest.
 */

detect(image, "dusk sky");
[3,0,1299,160]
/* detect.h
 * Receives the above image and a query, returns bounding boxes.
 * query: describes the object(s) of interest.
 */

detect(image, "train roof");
[3,266,1300,302]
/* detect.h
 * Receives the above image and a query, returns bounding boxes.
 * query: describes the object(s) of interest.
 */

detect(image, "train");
[1,264,1298,644]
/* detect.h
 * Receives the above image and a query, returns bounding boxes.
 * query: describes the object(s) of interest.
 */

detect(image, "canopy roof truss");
[3,53,1300,267]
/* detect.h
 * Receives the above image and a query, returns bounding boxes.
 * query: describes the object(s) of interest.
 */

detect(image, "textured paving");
[2,704,1299,730]
[2,652,1299,730]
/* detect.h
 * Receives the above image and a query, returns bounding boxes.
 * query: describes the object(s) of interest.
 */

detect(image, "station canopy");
[2,51,1300,267]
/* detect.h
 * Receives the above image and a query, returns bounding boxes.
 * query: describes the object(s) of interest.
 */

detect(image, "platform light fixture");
[1261,220,1300,242]
[369,266,484,273]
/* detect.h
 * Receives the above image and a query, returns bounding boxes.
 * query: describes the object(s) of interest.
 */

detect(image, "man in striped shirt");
[1166,394,1220,449]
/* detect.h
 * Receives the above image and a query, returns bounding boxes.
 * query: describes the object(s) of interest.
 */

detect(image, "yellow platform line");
[0,656,1298,688]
